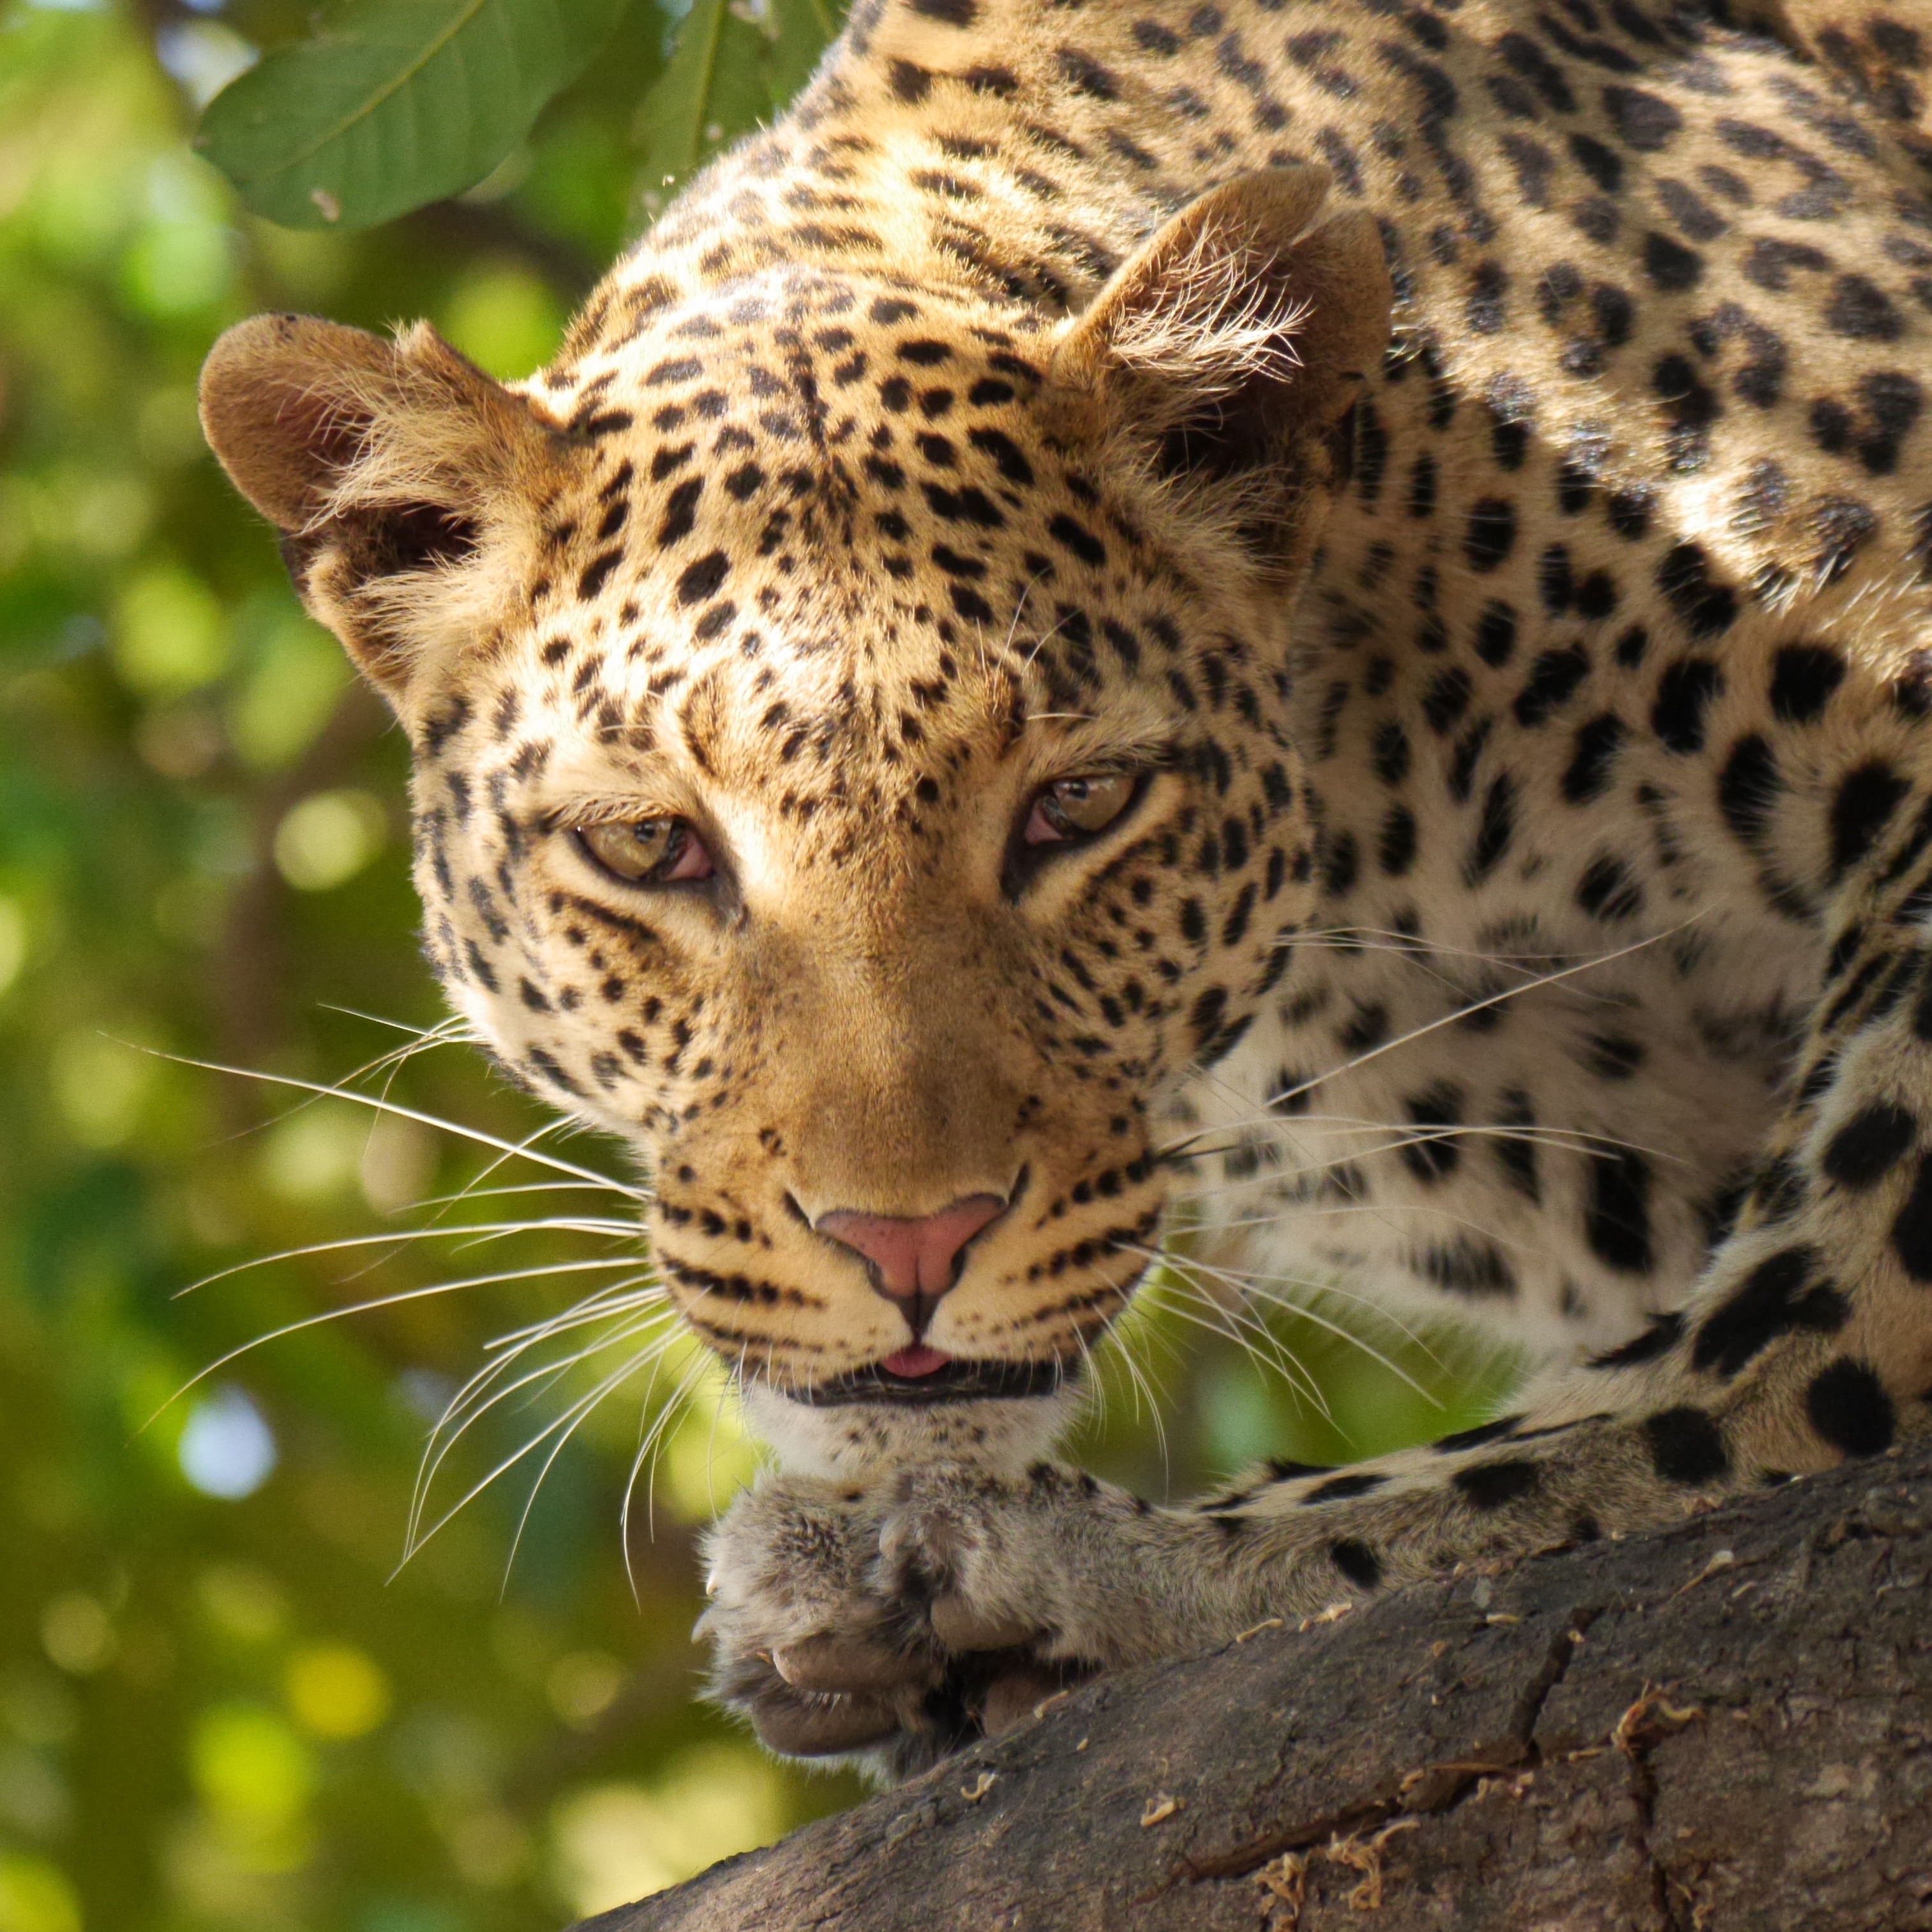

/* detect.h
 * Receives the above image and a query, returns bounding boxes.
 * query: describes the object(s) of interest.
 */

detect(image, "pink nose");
[814,1194,1007,1303]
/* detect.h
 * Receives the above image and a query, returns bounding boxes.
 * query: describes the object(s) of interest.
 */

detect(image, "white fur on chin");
[739,1379,1083,1479]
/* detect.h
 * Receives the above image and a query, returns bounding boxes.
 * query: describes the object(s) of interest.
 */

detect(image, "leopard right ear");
[1047,167,1391,580]
[200,313,569,710]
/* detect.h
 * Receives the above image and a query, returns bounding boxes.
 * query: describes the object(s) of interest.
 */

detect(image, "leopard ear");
[200,313,569,708]
[1048,167,1391,564]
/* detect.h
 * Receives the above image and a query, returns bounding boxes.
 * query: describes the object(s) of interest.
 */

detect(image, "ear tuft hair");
[200,315,569,706]
[1103,226,1314,470]
[1049,167,1392,574]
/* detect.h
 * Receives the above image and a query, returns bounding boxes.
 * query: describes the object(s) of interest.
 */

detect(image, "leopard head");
[200,168,1389,1474]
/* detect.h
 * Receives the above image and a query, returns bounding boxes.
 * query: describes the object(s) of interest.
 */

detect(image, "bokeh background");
[0,4,1518,1927]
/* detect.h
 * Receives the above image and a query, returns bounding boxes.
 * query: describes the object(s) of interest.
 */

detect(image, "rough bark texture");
[587,1443,1932,1931]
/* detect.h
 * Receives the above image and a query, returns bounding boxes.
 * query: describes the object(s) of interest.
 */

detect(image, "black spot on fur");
[1717,734,1780,849]
[1433,1414,1525,1453]
[1691,1244,1848,1377]
[1576,851,1643,920]
[1464,498,1518,571]
[578,550,624,599]
[1823,1102,1918,1188]
[1563,714,1626,802]
[1401,1082,1464,1182]
[1651,657,1722,752]
[1806,1358,1896,1456]
[1474,602,1518,666]
[1831,763,1910,878]
[1515,647,1591,728]
[1590,1308,1684,1368]
[1642,230,1704,290]
[1644,1406,1729,1484]
[1587,1148,1652,1272]
[1464,774,1518,882]
[1655,544,1735,638]
[1891,1153,1932,1279]
[1769,643,1846,723]
[676,551,730,606]
[1453,1458,1540,1509]
[1604,86,1681,150]
[1303,1471,1388,1504]
[1827,275,1903,341]
[1329,1538,1384,1589]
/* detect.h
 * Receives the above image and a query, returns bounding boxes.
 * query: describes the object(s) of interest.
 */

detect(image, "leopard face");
[200,176,1388,1471]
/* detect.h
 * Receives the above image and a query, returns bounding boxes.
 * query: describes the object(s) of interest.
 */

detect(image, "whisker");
[497,1322,687,1592]
[408,1317,679,1571]
[176,1217,644,1299]
[478,1280,668,1357]
[154,1257,650,1430]
[406,1178,643,1210]
[146,1047,648,1197]
[622,1352,716,1592]
[424,1287,671,1452]
[408,1307,684,1559]
[1135,1269,1334,1422]
[1131,1243,1442,1407]
[1132,1252,1335,1412]
[1157,1227,1449,1365]
[1163,1116,1676,1169]
[1095,1292,1173,1488]
[1174,1196,1546,1263]
[1259,919,1700,1114]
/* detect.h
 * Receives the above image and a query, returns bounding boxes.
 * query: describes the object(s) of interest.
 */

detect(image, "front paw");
[880,1462,1118,1689]
[700,1474,942,1762]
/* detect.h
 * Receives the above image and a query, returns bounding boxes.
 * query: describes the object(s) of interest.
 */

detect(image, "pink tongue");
[882,1345,953,1379]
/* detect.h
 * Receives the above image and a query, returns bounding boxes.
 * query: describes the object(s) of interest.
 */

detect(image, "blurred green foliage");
[0,3,1515,1928]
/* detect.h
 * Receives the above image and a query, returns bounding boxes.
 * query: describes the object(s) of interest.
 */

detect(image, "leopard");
[200,0,1932,1781]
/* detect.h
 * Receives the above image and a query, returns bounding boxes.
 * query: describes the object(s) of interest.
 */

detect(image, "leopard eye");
[576,818,715,885]
[1023,773,1139,846]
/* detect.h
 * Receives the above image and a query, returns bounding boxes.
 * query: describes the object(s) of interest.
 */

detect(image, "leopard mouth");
[795,1358,1073,1405]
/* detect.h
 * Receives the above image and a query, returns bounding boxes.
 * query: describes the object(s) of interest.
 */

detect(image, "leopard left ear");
[200,313,572,715]
[1048,167,1391,559]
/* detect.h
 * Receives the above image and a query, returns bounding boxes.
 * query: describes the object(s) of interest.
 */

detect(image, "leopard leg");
[861,790,1932,1677]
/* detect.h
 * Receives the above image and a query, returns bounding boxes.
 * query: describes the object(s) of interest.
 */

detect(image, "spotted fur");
[204,0,1932,1774]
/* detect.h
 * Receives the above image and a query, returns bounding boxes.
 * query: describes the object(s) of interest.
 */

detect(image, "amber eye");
[1023,773,1139,846]
[576,818,715,884]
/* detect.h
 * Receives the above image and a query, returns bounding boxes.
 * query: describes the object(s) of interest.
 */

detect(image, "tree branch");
[587,1440,1932,1931]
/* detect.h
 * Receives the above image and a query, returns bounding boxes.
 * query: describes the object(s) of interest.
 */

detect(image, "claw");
[771,1632,935,1693]
[751,1690,906,1756]
[930,1596,1038,1652]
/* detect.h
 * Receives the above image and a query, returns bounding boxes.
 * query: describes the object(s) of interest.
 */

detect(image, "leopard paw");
[698,1474,955,1767]
[878,1462,1119,1699]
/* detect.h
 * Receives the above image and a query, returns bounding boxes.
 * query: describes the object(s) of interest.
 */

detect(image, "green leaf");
[768,0,841,112]
[634,0,844,206]
[197,0,633,231]
[635,0,730,196]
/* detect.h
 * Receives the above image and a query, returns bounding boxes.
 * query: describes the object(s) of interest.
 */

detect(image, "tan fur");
[202,0,1932,1776]
[200,315,569,710]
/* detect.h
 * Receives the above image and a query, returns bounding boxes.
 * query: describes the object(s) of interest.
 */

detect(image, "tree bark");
[588,1442,1932,1931]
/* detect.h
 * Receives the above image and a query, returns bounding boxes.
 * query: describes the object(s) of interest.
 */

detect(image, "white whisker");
[1132,1243,1442,1407]
[176,1218,644,1299]
[407,1306,685,1561]
[1136,1269,1334,1423]
[155,1257,650,1432]
[1260,919,1701,1113]
[148,1047,648,1197]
